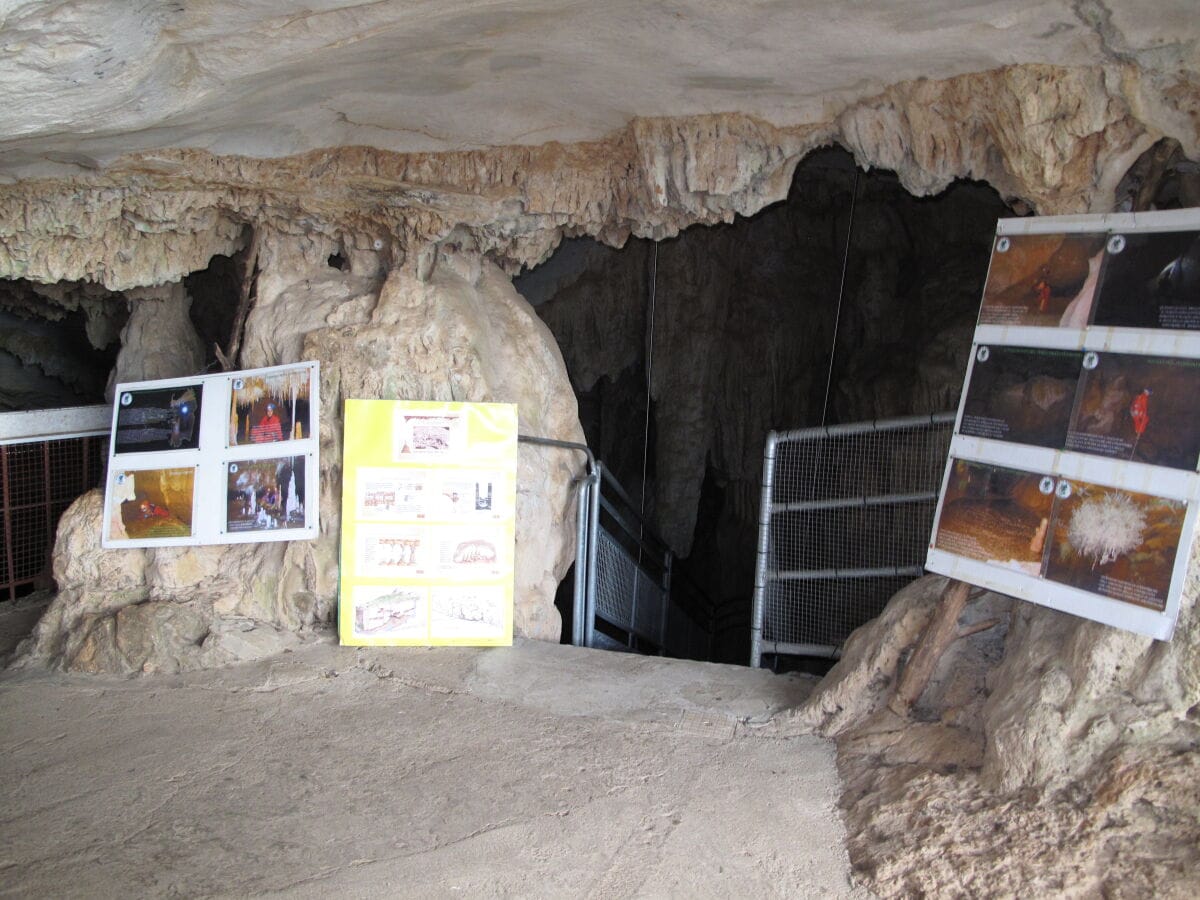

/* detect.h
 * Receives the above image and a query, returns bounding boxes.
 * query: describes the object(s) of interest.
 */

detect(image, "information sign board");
[102,362,320,548]
[927,209,1200,640]
[338,399,517,646]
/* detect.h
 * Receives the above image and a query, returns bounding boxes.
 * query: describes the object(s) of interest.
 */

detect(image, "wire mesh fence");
[1,436,108,602]
[751,412,955,665]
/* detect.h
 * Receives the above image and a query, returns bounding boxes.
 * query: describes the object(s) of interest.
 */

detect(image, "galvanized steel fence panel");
[751,412,955,665]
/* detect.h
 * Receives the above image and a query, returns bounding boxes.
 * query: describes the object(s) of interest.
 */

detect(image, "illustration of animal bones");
[378,537,420,566]
[453,540,497,564]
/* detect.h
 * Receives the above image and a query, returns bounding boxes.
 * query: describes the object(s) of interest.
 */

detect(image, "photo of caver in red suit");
[251,402,284,443]
[1129,388,1151,456]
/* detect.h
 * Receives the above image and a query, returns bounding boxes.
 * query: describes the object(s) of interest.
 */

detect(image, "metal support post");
[750,431,778,668]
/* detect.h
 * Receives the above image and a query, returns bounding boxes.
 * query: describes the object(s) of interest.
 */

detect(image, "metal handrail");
[517,434,598,648]
[519,434,718,657]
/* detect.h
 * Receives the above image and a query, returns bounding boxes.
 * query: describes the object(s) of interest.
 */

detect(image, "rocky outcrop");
[104,282,206,397]
[16,242,582,670]
[304,248,585,641]
[14,490,315,674]
[774,536,1200,896]
[1,64,1194,294]
[3,61,1197,672]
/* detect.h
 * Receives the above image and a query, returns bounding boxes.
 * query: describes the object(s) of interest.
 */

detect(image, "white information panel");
[102,362,319,548]
[927,208,1200,640]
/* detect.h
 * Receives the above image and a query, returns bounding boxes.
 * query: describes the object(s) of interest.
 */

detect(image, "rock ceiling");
[1,0,1196,178]
[0,2,1196,290]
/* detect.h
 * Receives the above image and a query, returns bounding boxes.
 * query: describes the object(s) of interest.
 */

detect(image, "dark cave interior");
[517,146,1015,659]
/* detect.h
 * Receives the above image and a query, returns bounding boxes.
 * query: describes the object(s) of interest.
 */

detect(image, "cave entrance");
[0,277,127,602]
[516,146,1014,666]
[0,250,244,604]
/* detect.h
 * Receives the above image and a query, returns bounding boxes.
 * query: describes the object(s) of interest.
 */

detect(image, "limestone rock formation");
[777,546,1200,896]
[105,282,206,397]
[1,62,1195,294]
[15,490,314,674]
[531,161,1001,601]
[304,248,585,642]
[16,240,582,670]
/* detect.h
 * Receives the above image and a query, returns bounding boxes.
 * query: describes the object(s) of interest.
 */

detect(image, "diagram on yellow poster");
[338,399,517,646]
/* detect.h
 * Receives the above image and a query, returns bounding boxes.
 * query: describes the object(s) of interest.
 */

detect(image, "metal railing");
[0,405,110,602]
[750,412,955,667]
[519,435,714,658]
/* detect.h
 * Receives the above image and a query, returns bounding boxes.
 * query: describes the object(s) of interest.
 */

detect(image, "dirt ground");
[0,609,870,898]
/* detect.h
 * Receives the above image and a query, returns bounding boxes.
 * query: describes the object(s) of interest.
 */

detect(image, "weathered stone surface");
[105,281,206,397]
[779,535,1200,896]
[16,490,150,666]
[305,247,585,641]
[16,489,324,673]
[0,1,1194,176]
[1,62,1195,296]
[781,576,947,736]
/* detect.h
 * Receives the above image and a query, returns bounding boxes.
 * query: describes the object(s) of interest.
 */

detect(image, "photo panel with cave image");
[352,585,428,640]
[1066,352,1200,469]
[978,232,1107,328]
[430,586,506,640]
[934,459,1055,575]
[228,368,312,447]
[114,384,203,454]
[960,345,1082,448]
[225,456,307,533]
[1092,231,1200,330]
[106,466,196,541]
[1044,480,1186,612]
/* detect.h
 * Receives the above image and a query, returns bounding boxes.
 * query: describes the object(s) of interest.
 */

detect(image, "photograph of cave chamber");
[959,345,1082,448]
[114,384,204,453]
[1093,230,1200,330]
[978,232,1106,328]
[932,459,1054,574]
[1066,351,1200,469]
[106,467,196,541]
[225,456,306,533]
[1044,481,1187,611]
[228,369,312,446]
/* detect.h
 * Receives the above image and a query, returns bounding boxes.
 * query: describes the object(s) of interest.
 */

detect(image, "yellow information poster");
[338,399,517,646]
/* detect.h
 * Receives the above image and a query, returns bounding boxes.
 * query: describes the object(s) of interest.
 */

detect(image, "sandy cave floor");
[0,604,869,899]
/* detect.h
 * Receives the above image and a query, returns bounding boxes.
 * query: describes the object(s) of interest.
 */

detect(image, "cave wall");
[0,62,1196,672]
[16,238,583,672]
[0,65,1185,292]
[0,279,126,410]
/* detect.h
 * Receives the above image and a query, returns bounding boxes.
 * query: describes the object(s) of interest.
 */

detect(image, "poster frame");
[927,207,1200,641]
[338,398,518,648]
[101,361,320,548]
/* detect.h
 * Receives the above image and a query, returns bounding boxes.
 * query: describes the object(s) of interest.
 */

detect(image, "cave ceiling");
[0,0,1183,171]
[0,1,1197,287]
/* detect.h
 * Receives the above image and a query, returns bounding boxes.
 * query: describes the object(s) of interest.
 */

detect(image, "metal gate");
[750,412,955,666]
[0,406,110,602]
